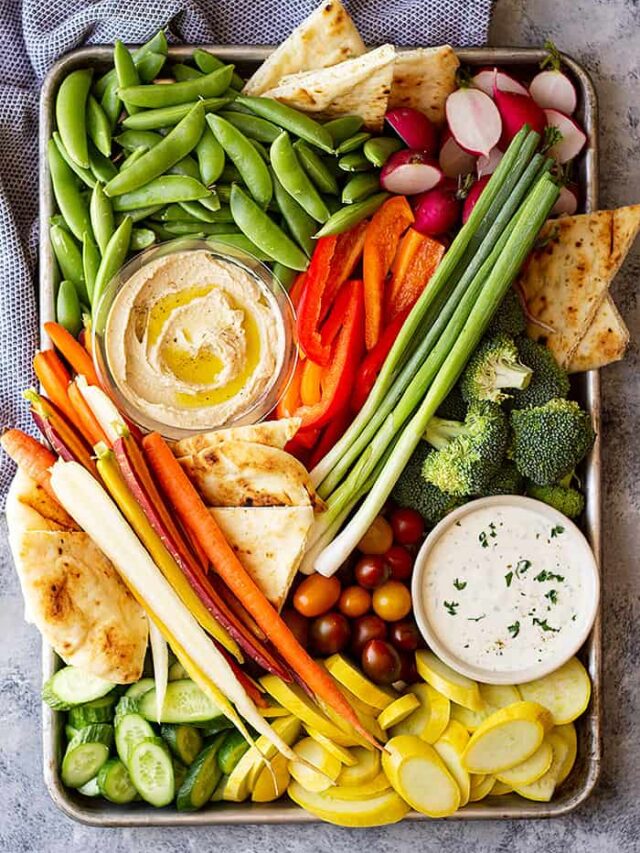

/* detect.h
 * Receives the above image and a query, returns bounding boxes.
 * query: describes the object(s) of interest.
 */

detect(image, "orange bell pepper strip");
[362,196,414,350]
[387,228,445,320]
[319,220,368,322]
[351,308,410,413]
[300,360,323,406]
[276,355,305,419]
[296,236,337,366]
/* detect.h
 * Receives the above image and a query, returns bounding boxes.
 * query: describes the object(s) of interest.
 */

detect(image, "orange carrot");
[33,350,78,428]
[68,381,110,447]
[0,429,57,498]
[387,228,445,319]
[44,321,100,385]
[362,197,414,350]
[26,390,97,476]
[143,432,380,748]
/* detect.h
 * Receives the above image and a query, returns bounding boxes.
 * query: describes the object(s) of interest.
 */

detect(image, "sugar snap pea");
[192,49,244,92]
[270,132,329,223]
[272,262,297,290]
[236,96,334,154]
[215,185,232,204]
[105,103,205,197]
[118,205,163,223]
[153,204,198,222]
[48,140,92,242]
[49,214,68,231]
[323,115,365,146]
[115,129,162,152]
[119,146,147,172]
[135,51,167,84]
[89,183,114,255]
[92,216,132,311]
[120,66,234,108]
[94,30,167,97]
[338,151,372,172]
[56,280,82,336]
[207,114,272,208]
[50,224,86,298]
[293,139,339,195]
[163,221,240,236]
[314,192,390,238]
[230,184,308,271]
[221,163,242,183]
[178,199,222,222]
[82,232,101,305]
[272,172,316,258]
[363,137,403,167]
[249,138,270,163]
[121,96,232,131]
[100,77,121,129]
[195,126,225,185]
[342,171,381,204]
[208,233,273,262]
[56,68,93,169]
[53,132,96,188]
[112,176,211,211]
[148,221,190,241]
[336,131,371,155]
[169,154,202,181]
[130,227,157,250]
[218,111,281,144]
[199,193,223,213]
[114,40,140,115]
[88,142,118,183]
[172,63,203,82]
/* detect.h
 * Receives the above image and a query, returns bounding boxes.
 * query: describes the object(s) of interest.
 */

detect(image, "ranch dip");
[415,498,598,681]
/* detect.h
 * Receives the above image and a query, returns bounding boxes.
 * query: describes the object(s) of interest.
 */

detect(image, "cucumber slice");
[61,724,113,788]
[114,696,140,721]
[43,666,115,710]
[125,678,155,700]
[68,694,117,728]
[65,724,79,742]
[137,679,222,724]
[177,735,225,811]
[128,737,175,807]
[161,724,203,765]
[168,661,189,681]
[77,777,101,797]
[172,758,189,791]
[115,711,155,767]
[97,758,138,804]
[196,718,234,736]
[217,729,250,775]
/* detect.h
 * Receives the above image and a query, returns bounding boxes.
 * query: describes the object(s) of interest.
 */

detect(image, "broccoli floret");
[509,336,570,409]
[510,398,595,485]
[482,462,524,496]
[392,442,463,526]
[486,288,526,337]
[422,401,509,496]
[461,334,533,404]
[436,383,468,422]
[526,482,585,518]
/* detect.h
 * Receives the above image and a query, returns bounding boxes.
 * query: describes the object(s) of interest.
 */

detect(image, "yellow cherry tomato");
[372,580,412,622]
[358,516,394,555]
[293,574,341,618]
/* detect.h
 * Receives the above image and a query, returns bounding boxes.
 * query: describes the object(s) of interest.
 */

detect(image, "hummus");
[104,249,285,431]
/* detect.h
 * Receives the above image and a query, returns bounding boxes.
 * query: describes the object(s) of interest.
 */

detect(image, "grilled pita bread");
[172,417,301,457]
[210,506,314,609]
[263,44,396,131]
[389,46,459,126]
[243,0,365,96]
[566,296,630,373]
[6,471,148,683]
[519,205,640,367]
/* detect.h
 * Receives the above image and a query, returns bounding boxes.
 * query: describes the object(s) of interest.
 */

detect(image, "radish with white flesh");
[385,108,438,155]
[477,148,503,178]
[413,180,461,236]
[380,150,443,195]
[462,175,490,224]
[439,129,476,178]
[471,67,529,97]
[551,184,578,216]
[544,109,587,163]
[493,82,546,149]
[530,70,577,115]
[445,88,501,158]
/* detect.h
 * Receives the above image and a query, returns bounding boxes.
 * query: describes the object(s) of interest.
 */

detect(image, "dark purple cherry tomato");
[282,608,310,648]
[310,611,351,656]
[389,620,420,652]
[361,639,401,685]
[351,614,387,657]
[354,555,390,590]
[383,544,414,581]
[390,508,425,545]
[398,652,418,684]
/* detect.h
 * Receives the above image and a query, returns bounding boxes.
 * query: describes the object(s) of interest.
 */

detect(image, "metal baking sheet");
[38,45,601,826]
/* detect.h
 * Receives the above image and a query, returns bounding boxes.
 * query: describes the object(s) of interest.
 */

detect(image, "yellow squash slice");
[382,735,461,818]
[288,736,342,793]
[434,720,471,806]
[514,732,569,802]
[305,728,357,766]
[468,774,496,802]
[260,675,350,743]
[251,752,290,802]
[288,780,410,827]
[451,684,522,732]
[390,683,450,743]
[496,739,553,787]
[554,723,578,786]
[415,651,482,711]
[336,746,380,787]
[324,654,395,710]
[328,772,390,801]
[490,779,513,796]
[377,694,420,729]
[518,657,591,725]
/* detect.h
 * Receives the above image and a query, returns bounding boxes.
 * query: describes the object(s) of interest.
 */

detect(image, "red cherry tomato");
[389,620,420,652]
[354,555,390,590]
[293,574,341,618]
[351,614,387,657]
[398,652,418,684]
[383,544,413,581]
[309,612,351,656]
[372,580,412,622]
[361,639,401,685]
[338,585,371,619]
[390,507,425,545]
[282,608,310,648]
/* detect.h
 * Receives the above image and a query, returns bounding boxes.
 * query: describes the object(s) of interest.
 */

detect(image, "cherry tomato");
[293,574,341,618]
[358,515,394,555]
[389,619,420,652]
[282,608,310,648]
[372,580,412,622]
[361,639,401,685]
[351,614,387,657]
[383,544,413,581]
[398,652,418,684]
[310,612,351,656]
[389,508,425,545]
[354,555,390,590]
[338,585,371,619]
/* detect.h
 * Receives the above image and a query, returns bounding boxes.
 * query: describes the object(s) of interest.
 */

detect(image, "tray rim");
[38,44,602,827]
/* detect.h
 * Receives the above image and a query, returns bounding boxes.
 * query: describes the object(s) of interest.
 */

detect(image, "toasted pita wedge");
[519,205,640,367]
[389,46,459,126]
[263,44,396,131]
[243,0,365,96]
[210,506,314,609]
[566,296,630,373]
[172,417,301,458]
[6,471,148,683]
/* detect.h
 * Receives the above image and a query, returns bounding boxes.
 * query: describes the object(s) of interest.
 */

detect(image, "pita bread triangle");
[172,417,301,457]
[566,295,630,373]
[389,46,459,126]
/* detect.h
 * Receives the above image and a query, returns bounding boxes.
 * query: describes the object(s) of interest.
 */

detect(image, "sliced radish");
[477,147,503,178]
[493,81,546,148]
[462,175,490,224]
[380,150,443,195]
[438,128,476,178]
[551,183,579,216]
[472,67,529,97]
[385,108,438,155]
[530,69,577,115]
[544,109,587,163]
[413,179,461,236]
[445,88,502,158]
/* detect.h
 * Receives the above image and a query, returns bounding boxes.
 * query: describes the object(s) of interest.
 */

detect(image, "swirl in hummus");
[104,249,285,430]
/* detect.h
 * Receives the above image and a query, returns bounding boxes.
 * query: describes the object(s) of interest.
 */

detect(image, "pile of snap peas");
[48,30,404,335]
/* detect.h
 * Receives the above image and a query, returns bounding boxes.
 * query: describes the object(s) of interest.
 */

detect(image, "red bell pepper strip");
[307,404,352,470]
[351,308,410,413]
[319,220,368,322]
[288,272,307,311]
[295,236,337,366]
[387,228,445,319]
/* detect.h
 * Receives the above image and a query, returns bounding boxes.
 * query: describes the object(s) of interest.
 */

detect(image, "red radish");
[530,70,577,115]
[543,109,587,163]
[477,147,503,178]
[385,108,437,155]
[472,67,528,97]
[413,179,461,236]
[493,80,546,148]
[462,175,490,224]
[445,88,502,158]
[551,183,579,216]
[438,128,476,178]
[380,149,443,195]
